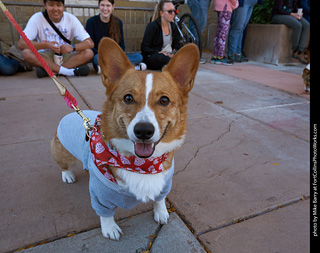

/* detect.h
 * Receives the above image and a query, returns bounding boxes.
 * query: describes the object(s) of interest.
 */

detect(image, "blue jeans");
[0,54,19,76]
[93,53,143,67]
[187,0,211,33]
[227,0,258,56]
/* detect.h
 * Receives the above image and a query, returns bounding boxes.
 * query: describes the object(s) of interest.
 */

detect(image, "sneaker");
[93,63,101,74]
[228,53,242,63]
[292,51,307,64]
[74,65,90,76]
[36,67,49,78]
[200,57,207,64]
[135,62,147,71]
[240,53,249,62]
[210,56,233,65]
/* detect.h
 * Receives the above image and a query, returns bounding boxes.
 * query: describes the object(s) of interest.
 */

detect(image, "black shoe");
[74,65,90,76]
[228,54,242,63]
[36,67,49,78]
[240,53,249,62]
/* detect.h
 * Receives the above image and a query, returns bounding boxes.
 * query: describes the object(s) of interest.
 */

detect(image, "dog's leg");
[153,198,169,224]
[51,133,77,183]
[100,216,123,240]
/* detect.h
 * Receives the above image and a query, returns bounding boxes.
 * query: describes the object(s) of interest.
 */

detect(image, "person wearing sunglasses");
[141,0,181,70]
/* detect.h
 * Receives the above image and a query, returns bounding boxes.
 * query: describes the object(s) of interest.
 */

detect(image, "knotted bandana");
[90,115,168,183]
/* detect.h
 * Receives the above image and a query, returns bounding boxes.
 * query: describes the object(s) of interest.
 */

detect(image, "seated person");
[141,0,181,70]
[0,54,19,76]
[86,0,146,73]
[271,0,309,64]
[18,0,94,78]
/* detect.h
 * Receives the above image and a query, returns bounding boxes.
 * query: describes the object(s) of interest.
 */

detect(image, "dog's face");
[98,38,199,158]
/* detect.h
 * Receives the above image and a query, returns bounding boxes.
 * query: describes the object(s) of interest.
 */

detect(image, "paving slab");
[200,61,309,99]
[0,60,310,253]
[22,211,159,253]
[170,114,309,234]
[199,199,310,253]
[0,71,153,252]
[21,211,205,253]
[150,212,206,253]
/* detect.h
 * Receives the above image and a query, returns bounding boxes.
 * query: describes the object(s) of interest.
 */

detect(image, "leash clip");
[71,104,93,131]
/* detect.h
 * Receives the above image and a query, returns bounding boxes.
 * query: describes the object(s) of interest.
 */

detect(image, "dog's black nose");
[134,122,155,140]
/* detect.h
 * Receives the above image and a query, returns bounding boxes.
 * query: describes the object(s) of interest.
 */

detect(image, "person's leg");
[235,0,257,59]
[272,14,302,52]
[227,7,247,56]
[22,49,60,73]
[297,17,310,52]
[213,10,232,58]
[145,53,170,70]
[0,54,19,75]
[92,54,100,74]
[187,0,211,33]
[127,53,143,65]
[62,49,94,69]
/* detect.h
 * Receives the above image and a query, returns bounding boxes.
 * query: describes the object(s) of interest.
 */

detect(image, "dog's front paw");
[100,216,123,240]
[62,170,76,183]
[154,200,169,224]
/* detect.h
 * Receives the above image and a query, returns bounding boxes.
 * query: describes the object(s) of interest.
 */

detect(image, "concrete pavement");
[0,58,310,252]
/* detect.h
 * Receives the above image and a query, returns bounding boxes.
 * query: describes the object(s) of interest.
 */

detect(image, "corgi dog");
[51,38,199,240]
[302,63,310,92]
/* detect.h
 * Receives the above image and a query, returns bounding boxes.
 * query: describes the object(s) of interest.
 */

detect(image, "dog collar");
[90,115,168,183]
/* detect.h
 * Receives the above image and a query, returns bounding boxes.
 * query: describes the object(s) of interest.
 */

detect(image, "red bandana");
[90,115,168,183]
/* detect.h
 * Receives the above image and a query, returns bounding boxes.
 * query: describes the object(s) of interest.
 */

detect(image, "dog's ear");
[98,37,134,87]
[163,43,199,93]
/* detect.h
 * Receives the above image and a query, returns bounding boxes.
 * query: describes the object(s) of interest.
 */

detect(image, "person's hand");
[160,50,175,58]
[60,44,74,54]
[290,12,302,20]
[48,41,60,54]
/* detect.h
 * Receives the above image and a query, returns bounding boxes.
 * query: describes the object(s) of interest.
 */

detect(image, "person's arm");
[85,16,99,55]
[118,19,125,51]
[18,37,59,52]
[300,0,310,15]
[141,21,160,56]
[18,12,60,53]
[273,0,291,15]
[171,22,181,52]
[60,38,94,54]
[60,13,94,54]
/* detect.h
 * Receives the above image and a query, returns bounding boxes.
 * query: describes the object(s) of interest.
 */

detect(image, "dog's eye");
[123,94,134,104]
[159,96,170,106]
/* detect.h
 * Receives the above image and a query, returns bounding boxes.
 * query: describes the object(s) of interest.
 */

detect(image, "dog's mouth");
[133,123,169,158]
[134,142,156,158]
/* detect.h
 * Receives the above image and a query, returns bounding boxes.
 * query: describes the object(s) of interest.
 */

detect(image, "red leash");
[1,1,93,130]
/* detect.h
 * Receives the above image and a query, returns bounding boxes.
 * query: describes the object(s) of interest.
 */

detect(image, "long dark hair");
[99,0,121,44]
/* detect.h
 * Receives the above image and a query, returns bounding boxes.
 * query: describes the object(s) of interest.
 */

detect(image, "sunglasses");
[164,9,176,14]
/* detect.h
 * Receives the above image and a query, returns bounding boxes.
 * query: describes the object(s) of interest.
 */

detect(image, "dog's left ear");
[98,37,134,87]
[163,43,199,93]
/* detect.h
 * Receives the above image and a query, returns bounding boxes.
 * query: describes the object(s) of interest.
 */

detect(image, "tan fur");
[51,133,79,171]
[302,66,310,92]
[51,38,199,239]
[51,37,199,182]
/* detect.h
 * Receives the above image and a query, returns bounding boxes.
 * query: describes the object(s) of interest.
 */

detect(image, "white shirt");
[23,12,90,50]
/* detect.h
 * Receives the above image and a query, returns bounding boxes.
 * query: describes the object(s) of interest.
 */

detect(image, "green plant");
[250,0,274,24]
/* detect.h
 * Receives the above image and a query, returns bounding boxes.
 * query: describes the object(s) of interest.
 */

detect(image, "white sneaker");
[135,62,147,71]
[97,65,101,75]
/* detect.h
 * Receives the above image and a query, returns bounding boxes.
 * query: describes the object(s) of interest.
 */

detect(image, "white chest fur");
[115,169,169,203]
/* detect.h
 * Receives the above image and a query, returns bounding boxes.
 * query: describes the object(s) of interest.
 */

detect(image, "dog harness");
[90,115,169,183]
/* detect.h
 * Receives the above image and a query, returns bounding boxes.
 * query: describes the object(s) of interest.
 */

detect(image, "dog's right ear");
[98,37,134,87]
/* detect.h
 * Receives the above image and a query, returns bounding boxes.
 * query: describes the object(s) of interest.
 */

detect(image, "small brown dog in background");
[302,63,310,92]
